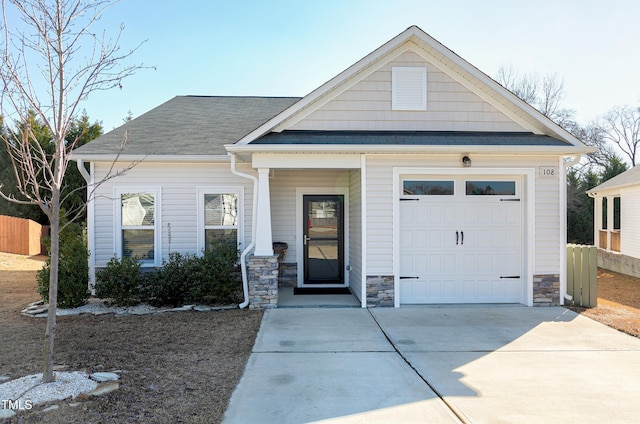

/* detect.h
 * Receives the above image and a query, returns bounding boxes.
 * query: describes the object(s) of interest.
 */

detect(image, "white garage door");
[399,177,523,304]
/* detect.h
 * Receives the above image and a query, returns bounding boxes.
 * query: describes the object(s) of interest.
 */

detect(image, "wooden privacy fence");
[566,244,597,307]
[0,215,48,255]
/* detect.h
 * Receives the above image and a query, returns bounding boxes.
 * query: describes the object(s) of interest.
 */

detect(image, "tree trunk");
[42,198,59,383]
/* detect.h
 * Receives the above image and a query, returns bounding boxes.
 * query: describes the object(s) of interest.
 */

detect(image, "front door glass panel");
[304,195,344,284]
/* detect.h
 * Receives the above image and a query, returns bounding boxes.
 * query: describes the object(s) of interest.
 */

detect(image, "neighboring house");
[587,165,640,278]
[72,26,591,309]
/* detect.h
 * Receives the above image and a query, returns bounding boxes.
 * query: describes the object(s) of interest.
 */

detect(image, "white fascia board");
[69,154,231,163]
[226,143,595,156]
[252,153,361,168]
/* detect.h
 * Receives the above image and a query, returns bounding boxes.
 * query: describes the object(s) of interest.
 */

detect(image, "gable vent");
[392,67,427,111]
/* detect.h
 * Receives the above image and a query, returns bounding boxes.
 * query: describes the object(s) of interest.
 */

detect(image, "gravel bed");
[0,372,97,410]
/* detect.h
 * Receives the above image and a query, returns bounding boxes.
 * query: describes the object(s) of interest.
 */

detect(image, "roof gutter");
[70,154,231,163]
[229,153,256,309]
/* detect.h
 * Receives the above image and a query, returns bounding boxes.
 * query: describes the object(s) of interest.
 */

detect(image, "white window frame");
[197,187,244,253]
[392,66,427,110]
[114,187,162,267]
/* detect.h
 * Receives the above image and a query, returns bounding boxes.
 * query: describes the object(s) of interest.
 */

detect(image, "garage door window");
[466,181,516,196]
[403,180,454,195]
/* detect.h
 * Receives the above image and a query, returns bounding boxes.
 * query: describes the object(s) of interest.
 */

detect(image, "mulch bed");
[0,256,263,423]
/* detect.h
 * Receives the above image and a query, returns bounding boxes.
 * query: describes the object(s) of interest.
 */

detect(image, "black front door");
[303,195,344,284]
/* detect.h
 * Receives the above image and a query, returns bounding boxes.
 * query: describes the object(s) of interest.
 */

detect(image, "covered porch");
[239,153,364,309]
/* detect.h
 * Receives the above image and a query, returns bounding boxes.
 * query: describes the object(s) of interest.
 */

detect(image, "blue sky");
[82,0,640,130]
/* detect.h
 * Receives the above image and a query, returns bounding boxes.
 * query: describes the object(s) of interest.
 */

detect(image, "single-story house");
[72,25,591,309]
[587,165,640,278]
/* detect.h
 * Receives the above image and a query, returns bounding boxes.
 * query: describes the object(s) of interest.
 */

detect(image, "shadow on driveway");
[223,306,640,423]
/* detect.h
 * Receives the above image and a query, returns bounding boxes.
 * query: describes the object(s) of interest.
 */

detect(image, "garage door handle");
[456,231,459,245]
[461,231,464,245]
[400,276,420,279]
[500,276,520,279]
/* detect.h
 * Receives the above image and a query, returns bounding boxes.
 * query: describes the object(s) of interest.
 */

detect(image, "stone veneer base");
[532,274,560,306]
[278,263,298,287]
[247,255,279,310]
[366,276,394,307]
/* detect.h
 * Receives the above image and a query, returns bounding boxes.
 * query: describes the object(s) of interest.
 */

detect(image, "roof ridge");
[181,95,302,99]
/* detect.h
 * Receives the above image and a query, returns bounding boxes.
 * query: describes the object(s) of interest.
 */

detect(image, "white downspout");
[76,160,96,289]
[230,153,257,309]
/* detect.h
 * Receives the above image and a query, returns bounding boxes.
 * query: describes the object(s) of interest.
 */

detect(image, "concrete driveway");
[222,306,640,423]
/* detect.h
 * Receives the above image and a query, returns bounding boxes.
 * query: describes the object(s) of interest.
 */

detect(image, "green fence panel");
[566,244,598,308]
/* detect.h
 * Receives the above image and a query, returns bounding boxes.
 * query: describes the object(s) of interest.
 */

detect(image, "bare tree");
[603,104,640,166]
[0,0,145,383]
[496,65,574,127]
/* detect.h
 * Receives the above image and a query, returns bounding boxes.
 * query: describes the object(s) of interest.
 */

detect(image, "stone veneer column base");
[366,276,394,307]
[247,255,279,310]
[277,263,297,287]
[533,274,560,306]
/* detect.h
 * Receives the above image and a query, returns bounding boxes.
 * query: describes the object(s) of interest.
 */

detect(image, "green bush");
[188,239,242,305]
[37,223,90,308]
[95,255,144,306]
[94,239,242,307]
[142,252,192,307]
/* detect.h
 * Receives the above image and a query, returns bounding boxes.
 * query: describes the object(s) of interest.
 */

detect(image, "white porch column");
[254,168,274,256]
[606,195,614,250]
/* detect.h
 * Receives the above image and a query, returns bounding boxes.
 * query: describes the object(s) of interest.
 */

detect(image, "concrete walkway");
[222,306,640,423]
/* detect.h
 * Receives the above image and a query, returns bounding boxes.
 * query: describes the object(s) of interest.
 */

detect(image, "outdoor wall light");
[461,155,472,167]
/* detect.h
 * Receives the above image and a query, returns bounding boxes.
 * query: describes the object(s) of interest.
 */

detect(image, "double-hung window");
[198,187,243,252]
[115,187,161,266]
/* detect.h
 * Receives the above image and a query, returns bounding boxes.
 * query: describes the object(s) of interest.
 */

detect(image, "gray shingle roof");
[251,130,570,146]
[73,96,301,156]
[587,165,640,193]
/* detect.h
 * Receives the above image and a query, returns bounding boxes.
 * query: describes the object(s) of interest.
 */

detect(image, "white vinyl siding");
[291,51,526,132]
[348,170,363,301]
[364,154,561,276]
[621,186,640,259]
[91,162,254,268]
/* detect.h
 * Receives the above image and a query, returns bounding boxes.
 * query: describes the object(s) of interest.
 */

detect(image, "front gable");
[288,50,527,133]
[236,26,587,150]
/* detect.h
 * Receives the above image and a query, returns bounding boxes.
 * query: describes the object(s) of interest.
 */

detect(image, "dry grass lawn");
[0,253,263,423]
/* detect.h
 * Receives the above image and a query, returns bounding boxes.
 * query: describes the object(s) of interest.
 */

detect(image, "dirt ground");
[569,268,640,338]
[0,253,263,423]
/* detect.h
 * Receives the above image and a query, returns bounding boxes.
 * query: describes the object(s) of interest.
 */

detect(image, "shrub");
[142,252,192,307]
[37,223,90,308]
[142,240,241,307]
[95,239,242,307]
[188,239,242,305]
[95,255,144,306]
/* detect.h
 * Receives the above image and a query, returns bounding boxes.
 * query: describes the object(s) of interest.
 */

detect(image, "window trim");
[197,186,244,253]
[114,187,162,267]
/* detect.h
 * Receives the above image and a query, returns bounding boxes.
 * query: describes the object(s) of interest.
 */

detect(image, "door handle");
[304,235,311,246]
[461,231,464,245]
[456,231,459,245]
